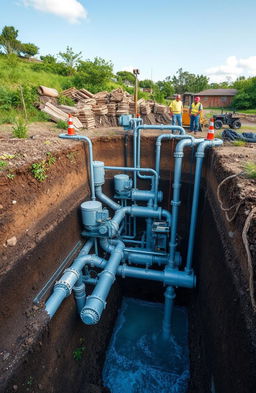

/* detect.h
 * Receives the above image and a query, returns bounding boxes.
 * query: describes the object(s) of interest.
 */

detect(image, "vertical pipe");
[162,286,176,339]
[168,138,204,268]
[59,134,96,200]
[185,139,223,273]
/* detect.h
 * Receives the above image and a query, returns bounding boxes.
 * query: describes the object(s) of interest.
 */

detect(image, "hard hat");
[194,96,200,102]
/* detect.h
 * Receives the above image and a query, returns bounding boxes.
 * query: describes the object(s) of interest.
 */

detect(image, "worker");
[189,96,203,134]
[169,94,183,126]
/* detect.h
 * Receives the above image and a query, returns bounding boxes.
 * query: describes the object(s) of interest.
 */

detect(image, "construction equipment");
[213,113,242,130]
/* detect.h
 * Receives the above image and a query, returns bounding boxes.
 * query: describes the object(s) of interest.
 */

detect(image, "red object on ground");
[68,114,75,135]
[207,118,215,140]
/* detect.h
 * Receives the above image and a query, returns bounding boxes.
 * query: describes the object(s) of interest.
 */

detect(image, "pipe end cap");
[80,308,100,325]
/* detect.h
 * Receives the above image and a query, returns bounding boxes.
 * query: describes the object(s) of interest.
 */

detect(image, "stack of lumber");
[107,103,116,116]
[41,102,83,129]
[57,105,77,114]
[140,102,151,115]
[154,104,168,114]
[80,88,95,98]
[116,101,129,115]
[110,88,125,102]
[129,101,136,114]
[94,91,109,105]
[62,88,95,101]
[76,109,95,129]
[76,98,97,109]
[92,104,108,115]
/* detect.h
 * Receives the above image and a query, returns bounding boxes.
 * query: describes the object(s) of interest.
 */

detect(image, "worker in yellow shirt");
[189,96,203,134]
[169,94,183,126]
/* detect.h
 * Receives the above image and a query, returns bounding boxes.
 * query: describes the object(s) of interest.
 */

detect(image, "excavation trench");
[0,135,256,393]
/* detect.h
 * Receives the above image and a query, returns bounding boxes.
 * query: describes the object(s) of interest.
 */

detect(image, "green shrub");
[56,120,68,129]
[12,118,28,138]
[244,162,256,178]
[58,95,75,106]
[12,117,28,138]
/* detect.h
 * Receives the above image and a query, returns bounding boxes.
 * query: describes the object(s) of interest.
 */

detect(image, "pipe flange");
[174,152,184,158]
[86,295,106,309]
[171,200,181,207]
[196,152,205,158]
[54,280,72,296]
[64,268,80,280]
[80,308,100,325]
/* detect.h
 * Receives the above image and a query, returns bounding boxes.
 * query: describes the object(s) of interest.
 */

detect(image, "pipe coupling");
[173,152,184,158]
[195,151,206,158]
[171,200,181,207]
[54,280,72,296]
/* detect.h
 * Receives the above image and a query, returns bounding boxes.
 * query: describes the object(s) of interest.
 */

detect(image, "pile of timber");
[140,101,151,115]
[62,88,95,101]
[76,109,95,129]
[92,104,108,116]
[38,85,171,129]
[107,103,116,116]
[154,104,168,114]
[41,102,83,129]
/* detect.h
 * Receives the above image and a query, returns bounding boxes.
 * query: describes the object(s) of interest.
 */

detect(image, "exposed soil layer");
[0,123,256,393]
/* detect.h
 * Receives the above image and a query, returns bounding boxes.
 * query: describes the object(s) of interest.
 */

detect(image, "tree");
[156,79,174,98]
[74,57,113,90]
[171,68,209,94]
[116,71,135,86]
[40,54,57,64]
[139,79,155,89]
[20,43,39,58]
[0,26,21,54]
[232,77,256,109]
[58,46,82,68]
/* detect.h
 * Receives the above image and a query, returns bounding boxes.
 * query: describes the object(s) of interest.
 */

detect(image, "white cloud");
[22,0,87,23]
[205,56,256,83]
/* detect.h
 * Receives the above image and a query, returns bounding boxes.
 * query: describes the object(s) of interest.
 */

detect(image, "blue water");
[103,297,189,393]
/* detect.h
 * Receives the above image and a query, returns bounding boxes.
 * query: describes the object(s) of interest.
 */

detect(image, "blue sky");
[1,0,256,82]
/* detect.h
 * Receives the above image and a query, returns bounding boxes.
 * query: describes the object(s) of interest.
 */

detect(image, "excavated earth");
[0,121,256,393]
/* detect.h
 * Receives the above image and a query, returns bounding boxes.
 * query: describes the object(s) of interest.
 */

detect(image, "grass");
[12,118,28,138]
[236,109,256,115]
[244,162,256,178]
[56,120,68,130]
[232,140,246,147]
[31,152,56,182]
[0,160,8,170]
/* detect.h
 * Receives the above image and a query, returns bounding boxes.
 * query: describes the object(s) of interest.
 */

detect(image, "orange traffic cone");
[207,118,215,140]
[67,114,75,135]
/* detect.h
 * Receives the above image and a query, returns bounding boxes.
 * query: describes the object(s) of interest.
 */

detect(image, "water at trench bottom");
[103,297,189,393]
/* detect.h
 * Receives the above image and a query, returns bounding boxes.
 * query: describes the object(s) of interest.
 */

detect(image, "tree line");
[0,25,255,109]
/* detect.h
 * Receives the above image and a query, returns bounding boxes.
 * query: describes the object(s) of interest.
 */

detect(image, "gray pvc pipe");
[45,239,94,317]
[185,138,223,273]
[136,125,186,181]
[59,134,96,200]
[95,185,121,210]
[168,138,204,268]
[80,241,125,324]
[155,134,193,177]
